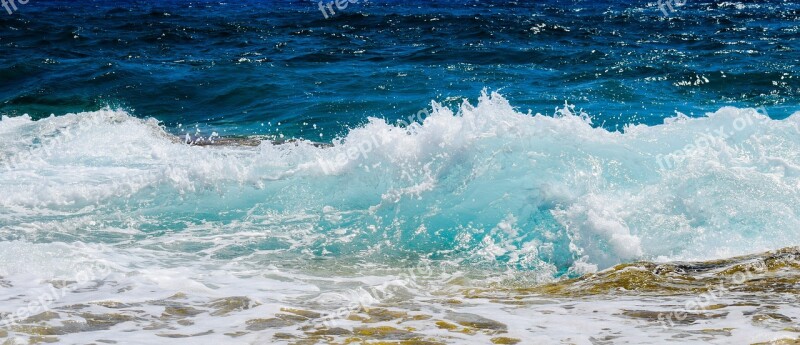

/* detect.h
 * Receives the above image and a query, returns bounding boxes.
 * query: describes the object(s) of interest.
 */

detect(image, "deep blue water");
[1,0,797,139]
[4,3,800,343]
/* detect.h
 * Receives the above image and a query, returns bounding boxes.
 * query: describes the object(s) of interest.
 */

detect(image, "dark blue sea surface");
[4,4,800,343]
[1,0,797,138]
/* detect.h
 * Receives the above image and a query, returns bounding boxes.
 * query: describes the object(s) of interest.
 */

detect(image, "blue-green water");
[1,2,800,343]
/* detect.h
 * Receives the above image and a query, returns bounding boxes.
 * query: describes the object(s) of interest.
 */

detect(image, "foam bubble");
[1,94,800,275]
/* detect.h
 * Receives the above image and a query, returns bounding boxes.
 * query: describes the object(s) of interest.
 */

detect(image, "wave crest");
[2,93,800,278]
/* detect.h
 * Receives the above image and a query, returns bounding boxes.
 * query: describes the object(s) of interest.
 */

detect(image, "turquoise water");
[1,1,800,344]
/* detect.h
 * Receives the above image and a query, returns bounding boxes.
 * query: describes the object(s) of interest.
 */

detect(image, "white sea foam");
[1,93,800,343]
[2,93,800,269]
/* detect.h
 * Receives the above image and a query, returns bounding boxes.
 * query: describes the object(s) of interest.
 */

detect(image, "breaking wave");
[2,92,800,279]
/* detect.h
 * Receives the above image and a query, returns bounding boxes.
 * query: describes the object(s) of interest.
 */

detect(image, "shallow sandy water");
[1,248,798,344]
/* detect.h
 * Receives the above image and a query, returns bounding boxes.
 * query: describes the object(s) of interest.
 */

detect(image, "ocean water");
[1,0,800,344]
